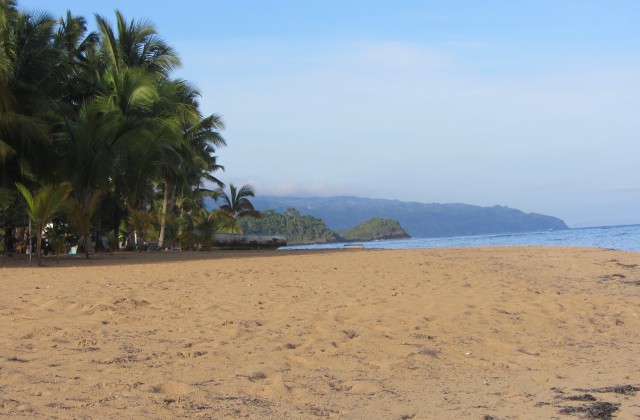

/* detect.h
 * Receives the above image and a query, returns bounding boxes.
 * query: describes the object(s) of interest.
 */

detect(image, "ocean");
[283,224,640,252]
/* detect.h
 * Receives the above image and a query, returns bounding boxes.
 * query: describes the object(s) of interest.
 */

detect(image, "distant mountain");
[244,196,569,238]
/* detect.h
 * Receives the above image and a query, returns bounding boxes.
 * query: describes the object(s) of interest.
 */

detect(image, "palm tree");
[92,11,181,240]
[194,210,220,250]
[67,191,102,259]
[51,11,99,117]
[1,4,80,253]
[15,182,72,265]
[147,78,195,249]
[127,207,155,251]
[1,5,229,257]
[129,77,228,250]
[211,184,261,234]
[85,66,158,239]
[0,4,58,189]
[95,10,180,77]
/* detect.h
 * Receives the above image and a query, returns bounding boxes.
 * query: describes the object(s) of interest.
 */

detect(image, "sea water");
[283,224,640,252]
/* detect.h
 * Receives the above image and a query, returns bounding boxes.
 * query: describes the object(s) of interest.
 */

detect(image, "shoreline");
[1,248,349,268]
[3,244,636,268]
[2,246,639,418]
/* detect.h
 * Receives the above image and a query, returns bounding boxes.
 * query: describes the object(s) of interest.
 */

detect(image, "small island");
[342,218,410,242]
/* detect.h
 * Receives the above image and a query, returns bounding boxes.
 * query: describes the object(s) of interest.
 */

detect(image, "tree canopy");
[241,208,340,245]
[0,1,247,256]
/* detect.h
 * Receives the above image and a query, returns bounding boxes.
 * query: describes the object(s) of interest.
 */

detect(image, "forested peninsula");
[249,196,569,239]
[240,209,410,245]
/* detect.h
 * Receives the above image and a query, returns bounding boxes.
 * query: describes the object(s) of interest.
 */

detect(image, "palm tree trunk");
[36,226,43,266]
[113,184,121,248]
[94,215,104,252]
[158,181,170,249]
[83,234,90,259]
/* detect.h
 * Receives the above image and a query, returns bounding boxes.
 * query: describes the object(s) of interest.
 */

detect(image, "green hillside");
[246,196,569,238]
[240,209,410,245]
[343,218,410,241]
[241,209,340,245]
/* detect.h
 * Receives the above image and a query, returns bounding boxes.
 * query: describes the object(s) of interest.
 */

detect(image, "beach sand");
[1,246,639,419]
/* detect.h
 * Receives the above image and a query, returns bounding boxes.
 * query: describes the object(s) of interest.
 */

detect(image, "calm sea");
[283,224,640,252]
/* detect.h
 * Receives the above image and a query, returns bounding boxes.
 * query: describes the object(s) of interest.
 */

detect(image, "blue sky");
[21,1,640,227]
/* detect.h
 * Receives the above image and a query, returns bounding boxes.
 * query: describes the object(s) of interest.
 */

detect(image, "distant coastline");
[233,195,569,238]
[284,224,640,252]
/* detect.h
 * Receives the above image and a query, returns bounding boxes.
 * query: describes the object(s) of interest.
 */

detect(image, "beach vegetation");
[105,231,119,253]
[45,219,73,262]
[127,208,155,252]
[67,192,103,259]
[15,182,72,265]
[241,208,340,245]
[0,2,235,258]
[210,184,261,234]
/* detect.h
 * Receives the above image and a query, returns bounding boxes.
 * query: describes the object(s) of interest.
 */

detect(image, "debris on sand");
[558,401,619,419]
[574,384,640,396]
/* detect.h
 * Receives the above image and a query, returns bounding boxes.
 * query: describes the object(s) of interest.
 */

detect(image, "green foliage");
[242,209,411,245]
[45,219,73,262]
[106,231,119,253]
[211,184,260,234]
[194,213,220,251]
[127,208,155,251]
[343,218,409,241]
[67,192,102,259]
[0,187,15,250]
[0,187,24,253]
[0,4,228,255]
[15,182,72,265]
[0,188,13,209]
[241,208,340,245]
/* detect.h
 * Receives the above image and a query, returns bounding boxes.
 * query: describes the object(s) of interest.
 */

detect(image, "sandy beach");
[1,246,639,419]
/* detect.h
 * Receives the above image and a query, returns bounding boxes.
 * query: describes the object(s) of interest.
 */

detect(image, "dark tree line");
[0,1,258,262]
[241,208,340,245]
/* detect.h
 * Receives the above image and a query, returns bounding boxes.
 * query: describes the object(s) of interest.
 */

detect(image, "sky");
[20,0,640,227]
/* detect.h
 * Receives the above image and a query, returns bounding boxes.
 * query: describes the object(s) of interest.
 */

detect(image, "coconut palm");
[51,11,99,116]
[194,211,220,250]
[67,191,102,259]
[95,10,180,77]
[0,4,78,252]
[15,182,72,265]
[211,184,260,234]
[1,5,229,256]
[152,80,226,249]
[91,10,182,239]
[84,65,158,239]
[148,78,196,249]
[127,207,155,251]
[0,4,58,189]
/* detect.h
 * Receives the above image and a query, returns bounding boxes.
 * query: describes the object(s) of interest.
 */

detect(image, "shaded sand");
[1,246,640,419]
